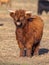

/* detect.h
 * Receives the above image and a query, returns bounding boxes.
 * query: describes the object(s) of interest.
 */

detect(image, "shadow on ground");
[0,24,4,26]
[39,48,49,55]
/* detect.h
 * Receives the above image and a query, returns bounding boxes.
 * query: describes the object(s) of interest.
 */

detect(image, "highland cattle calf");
[9,9,44,57]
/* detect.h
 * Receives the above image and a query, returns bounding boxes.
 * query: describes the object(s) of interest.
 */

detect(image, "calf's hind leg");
[33,42,40,56]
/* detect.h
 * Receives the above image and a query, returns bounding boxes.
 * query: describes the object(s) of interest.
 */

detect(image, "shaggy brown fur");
[10,9,44,57]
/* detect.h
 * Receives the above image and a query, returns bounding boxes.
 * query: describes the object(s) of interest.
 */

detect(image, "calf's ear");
[8,10,15,18]
[25,11,33,21]
[27,18,33,21]
[10,12,15,18]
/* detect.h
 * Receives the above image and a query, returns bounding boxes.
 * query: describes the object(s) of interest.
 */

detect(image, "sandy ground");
[0,0,49,65]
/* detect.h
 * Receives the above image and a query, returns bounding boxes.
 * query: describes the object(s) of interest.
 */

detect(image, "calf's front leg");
[26,43,33,57]
[18,42,25,57]
[26,38,34,57]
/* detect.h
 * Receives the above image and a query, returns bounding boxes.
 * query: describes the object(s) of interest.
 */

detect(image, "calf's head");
[9,9,33,28]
